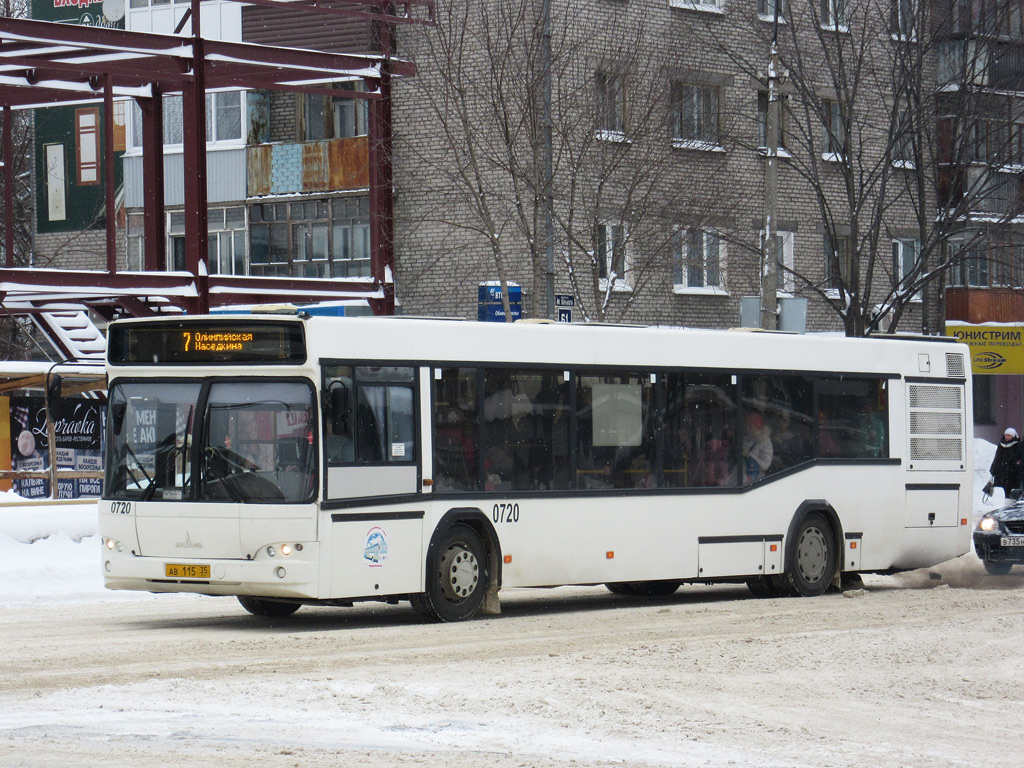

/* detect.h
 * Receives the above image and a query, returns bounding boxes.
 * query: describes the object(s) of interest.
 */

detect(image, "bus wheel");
[413,524,488,622]
[606,580,680,597]
[788,512,836,597]
[237,596,301,618]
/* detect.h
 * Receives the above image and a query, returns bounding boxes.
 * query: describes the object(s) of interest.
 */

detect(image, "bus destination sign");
[108,321,307,365]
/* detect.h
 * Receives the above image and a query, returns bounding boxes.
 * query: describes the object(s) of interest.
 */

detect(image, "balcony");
[247,136,369,197]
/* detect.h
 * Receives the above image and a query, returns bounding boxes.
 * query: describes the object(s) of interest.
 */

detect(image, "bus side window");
[324,367,355,464]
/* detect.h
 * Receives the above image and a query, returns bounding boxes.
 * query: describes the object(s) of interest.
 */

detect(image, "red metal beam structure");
[0,0,432,324]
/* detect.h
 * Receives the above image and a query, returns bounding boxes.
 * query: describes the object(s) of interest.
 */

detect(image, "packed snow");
[0,439,1019,768]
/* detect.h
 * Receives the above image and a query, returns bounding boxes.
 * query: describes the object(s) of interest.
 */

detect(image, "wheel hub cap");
[797,526,827,583]
[439,543,479,602]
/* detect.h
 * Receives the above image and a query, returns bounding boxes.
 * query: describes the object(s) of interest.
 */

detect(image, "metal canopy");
[0,16,416,107]
[0,0,426,348]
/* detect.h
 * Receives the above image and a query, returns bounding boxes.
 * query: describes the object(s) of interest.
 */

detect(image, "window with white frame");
[822,98,845,158]
[129,90,244,150]
[763,230,795,291]
[124,206,247,274]
[671,82,719,147]
[758,0,786,19]
[597,221,629,288]
[675,229,723,289]
[890,0,916,37]
[892,238,920,296]
[302,84,369,141]
[821,0,847,28]
[596,71,626,136]
[669,0,722,12]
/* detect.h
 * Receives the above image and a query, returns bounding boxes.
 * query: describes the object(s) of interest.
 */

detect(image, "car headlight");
[978,515,999,532]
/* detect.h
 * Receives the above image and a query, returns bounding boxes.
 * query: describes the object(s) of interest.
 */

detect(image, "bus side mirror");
[330,384,349,433]
[112,401,127,436]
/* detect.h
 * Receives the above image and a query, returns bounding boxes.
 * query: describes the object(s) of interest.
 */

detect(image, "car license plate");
[999,536,1024,547]
[165,563,210,579]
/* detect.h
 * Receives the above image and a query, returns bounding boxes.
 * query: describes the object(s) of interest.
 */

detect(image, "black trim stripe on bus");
[321,457,904,511]
[904,376,966,385]
[905,483,961,491]
[331,510,426,523]
[845,532,863,539]
[698,534,784,544]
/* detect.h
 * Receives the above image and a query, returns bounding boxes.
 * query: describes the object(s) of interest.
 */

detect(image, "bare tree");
[394,0,741,322]
[705,0,1022,336]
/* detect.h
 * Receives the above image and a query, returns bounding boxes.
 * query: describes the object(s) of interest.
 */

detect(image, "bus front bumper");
[100,545,320,599]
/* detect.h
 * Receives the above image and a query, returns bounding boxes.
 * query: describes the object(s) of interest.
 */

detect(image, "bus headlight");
[978,515,999,532]
[280,544,292,557]
[266,544,297,558]
[267,545,277,558]
[104,538,124,553]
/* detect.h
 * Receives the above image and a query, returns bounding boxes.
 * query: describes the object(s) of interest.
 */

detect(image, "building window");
[949,239,990,287]
[332,197,371,277]
[893,108,915,167]
[335,82,369,138]
[824,232,849,292]
[821,0,847,27]
[822,99,845,159]
[763,231,795,291]
[758,0,786,18]
[596,71,626,136]
[129,91,244,150]
[249,197,371,279]
[671,83,719,147]
[893,238,920,296]
[597,221,629,288]
[75,108,100,186]
[757,92,788,151]
[890,0,916,37]
[675,229,722,289]
[124,207,247,274]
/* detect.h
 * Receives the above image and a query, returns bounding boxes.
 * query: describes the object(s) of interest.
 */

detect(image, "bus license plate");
[1000,536,1024,548]
[165,563,211,579]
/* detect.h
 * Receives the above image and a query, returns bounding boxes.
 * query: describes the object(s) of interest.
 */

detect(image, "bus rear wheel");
[787,512,837,597]
[412,523,488,622]
[606,580,681,597]
[237,595,301,618]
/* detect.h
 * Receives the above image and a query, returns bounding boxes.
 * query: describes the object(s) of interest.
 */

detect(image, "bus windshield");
[106,380,316,503]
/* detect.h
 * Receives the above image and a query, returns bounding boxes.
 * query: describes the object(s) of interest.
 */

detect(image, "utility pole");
[760,1,782,330]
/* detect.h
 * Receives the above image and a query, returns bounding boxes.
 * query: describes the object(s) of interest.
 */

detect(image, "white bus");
[99,313,973,621]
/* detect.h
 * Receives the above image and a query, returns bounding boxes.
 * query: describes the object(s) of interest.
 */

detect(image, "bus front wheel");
[412,523,488,622]
[787,512,837,597]
[237,595,301,618]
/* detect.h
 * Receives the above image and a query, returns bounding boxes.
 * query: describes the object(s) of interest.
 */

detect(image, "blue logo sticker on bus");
[364,527,388,567]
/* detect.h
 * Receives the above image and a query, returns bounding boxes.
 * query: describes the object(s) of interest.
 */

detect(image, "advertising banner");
[10,396,104,498]
[946,323,1024,375]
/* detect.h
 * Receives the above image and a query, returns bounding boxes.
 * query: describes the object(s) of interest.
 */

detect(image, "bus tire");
[746,576,791,598]
[606,580,680,597]
[787,512,837,597]
[237,595,301,618]
[412,523,488,622]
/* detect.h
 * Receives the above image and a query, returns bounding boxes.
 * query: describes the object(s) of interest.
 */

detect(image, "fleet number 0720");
[492,503,520,523]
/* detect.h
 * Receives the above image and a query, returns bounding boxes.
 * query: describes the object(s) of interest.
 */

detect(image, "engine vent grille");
[908,383,965,468]
[945,353,966,378]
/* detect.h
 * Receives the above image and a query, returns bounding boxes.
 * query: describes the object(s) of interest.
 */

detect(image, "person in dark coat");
[989,427,1021,497]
